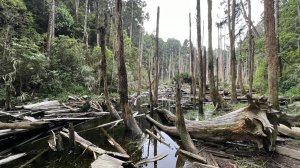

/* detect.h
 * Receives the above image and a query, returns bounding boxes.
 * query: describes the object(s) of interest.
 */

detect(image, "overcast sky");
[143,0,264,49]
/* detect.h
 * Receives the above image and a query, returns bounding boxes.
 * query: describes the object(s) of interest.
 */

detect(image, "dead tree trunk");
[137,27,144,96]
[83,0,89,53]
[46,0,55,54]
[203,46,207,95]
[207,0,224,108]
[240,0,260,37]
[100,12,121,120]
[154,6,160,107]
[264,0,279,109]
[175,79,198,154]
[189,13,196,106]
[238,41,246,94]
[197,0,204,115]
[228,0,237,103]
[247,0,254,96]
[114,0,142,135]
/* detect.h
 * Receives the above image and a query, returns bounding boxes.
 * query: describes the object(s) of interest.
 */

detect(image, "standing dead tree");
[46,0,55,54]
[153,6,160,107]
[197,0,204,115]
[189,13,196,106]
[114,0,142,135]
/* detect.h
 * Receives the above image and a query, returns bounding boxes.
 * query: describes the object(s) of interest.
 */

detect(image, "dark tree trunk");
[154,7,160,107]
[100,12,121,120]
[228,0,237,103]
[4,83,11,111]
[207,0,224,108]
[264,0,279,109]
[197,0,204,115]
[203,47,207,95]
[114,0,142,135]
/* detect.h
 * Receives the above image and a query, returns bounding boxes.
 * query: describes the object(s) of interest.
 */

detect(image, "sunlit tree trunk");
[75,0,80,22]
[264,0,279,109]
[83,0,89,54]
[228,0,237,103]
[154,6,160,107]
[197,0,204,114]
[207,0,224,108]
[114,0,142,135]
[47,0,55,54]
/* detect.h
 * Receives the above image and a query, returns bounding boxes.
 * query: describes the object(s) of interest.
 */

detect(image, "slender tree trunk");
[240,0,260,37]
[154,6,160,107]
[75,0,80,22]
[83,0,89,54]
[207,0,224,108]
[203,47,207,95]
[228,0,237,103]
[169,53,171,82]
[264,0,279,109]
[189,13,196,105]
[248,0,254,96]
[197,0,204,115]
[238,41,246,94]
[100,12,121,120]
[179,47,182,74]
[114,0,142,135]
[46,0,55,54]
[4,83,11,111]
[175,79,198,154]
[137,27,144,96]
[275,0,282,77]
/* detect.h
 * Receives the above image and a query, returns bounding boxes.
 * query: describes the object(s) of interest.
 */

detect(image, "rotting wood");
[0,153,26,166]
[23,101,60,110]
[59,129,129,159]
[100,128,127,155]
[276,145,300,161]
[135,153,168,166]
[178,149,207,164]
[91,154,124,168]
[278,124,300,139]
[145,129,170,147]
[192,162,219,168]
[0,121,48,129]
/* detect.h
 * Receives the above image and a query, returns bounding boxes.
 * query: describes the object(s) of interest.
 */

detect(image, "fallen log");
[100,128,127,155]
[178,149,207,164]
[0,153,26,166]
[147,96,279,150]
[60,129,129,159]
[145,129,170,147]
[192,162,219,168]
[0,121,48,129]
[278,124,300,139]
[276,145,300,161]
[23,101,60,110]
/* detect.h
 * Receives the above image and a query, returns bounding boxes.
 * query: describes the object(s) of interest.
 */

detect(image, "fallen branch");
[0,153,27,166]
[178,149,207,164]
[145,129,170,147]
[100,128,127,155]
[0,121,48,129]
[278,124,300,139]
[135,153,168,166]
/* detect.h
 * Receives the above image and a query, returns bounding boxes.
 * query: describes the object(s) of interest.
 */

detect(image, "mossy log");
[147,96,280,151]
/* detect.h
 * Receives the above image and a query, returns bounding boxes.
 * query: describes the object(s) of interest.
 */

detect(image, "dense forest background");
[0,0,299,104]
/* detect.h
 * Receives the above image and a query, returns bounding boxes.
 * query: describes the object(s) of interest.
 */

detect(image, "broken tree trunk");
[147,96,280,151]
[100,128,127,155]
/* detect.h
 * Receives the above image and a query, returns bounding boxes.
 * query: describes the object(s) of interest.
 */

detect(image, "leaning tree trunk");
[147,95,281,151]
[264,0,279,109]
[175,79,198,154]
[207,0,224,108]
[197,0,204,115]
[228,0,237,103]
[153,6,160,107]
[46,0,55,54]
[114,0,142,135]
[100,12,121,120]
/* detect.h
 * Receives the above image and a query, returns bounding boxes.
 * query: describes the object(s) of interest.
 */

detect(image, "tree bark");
[240,0,260,37]
[264,0,279,109]
[247,0,254,96]
[114,0,142,135]
[175,79,198,154]
[197,0,204,115]
[203,46,207,95]
[137,27,144,96]
[207,0,224,108]
[189,13,196,106]
[83,0,89,54]
[238,41,246,94]
[154,6,160,107]
[228,0,237,103]
[46,0,55,54]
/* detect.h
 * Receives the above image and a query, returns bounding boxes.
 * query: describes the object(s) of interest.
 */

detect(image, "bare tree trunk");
[247,0,254,96]
[4,83,11,111]
[46,0,55,54]
[228,0,237,103]
[197,0,204,115]
[240,0,260,37]
[168,53,171,82]
[100,12,121,120]
[275,0,282,77]
[83,0,89,54]
[189,13,196,105]
[207,0,224,108]
[264,0,279,109]
[114,0,142,135]
[203,47,207,95]
[238,41,246,94]
[175,79,198,154]
[137,27,144,96]
[154,6,160,107]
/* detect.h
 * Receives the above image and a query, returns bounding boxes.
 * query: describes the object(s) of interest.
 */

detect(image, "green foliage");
[55,2,75,36]
[253,55,267,94]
